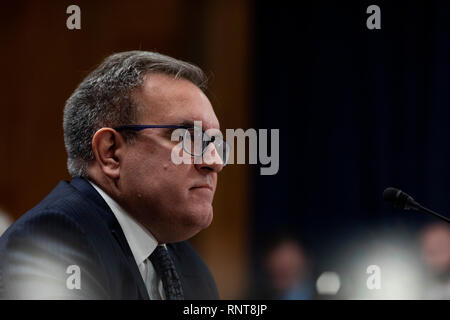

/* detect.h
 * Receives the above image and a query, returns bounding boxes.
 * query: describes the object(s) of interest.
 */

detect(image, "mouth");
[190,185,214,192]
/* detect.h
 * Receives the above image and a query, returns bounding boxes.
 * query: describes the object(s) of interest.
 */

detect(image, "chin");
[167,209,212,243]
[201,206,214,228]
[196,205,214,229]
[185,204,214,231]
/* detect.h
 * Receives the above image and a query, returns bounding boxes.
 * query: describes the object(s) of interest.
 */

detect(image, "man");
[419,223,450,299]
[0,51,225,299]
[248,231,315,300]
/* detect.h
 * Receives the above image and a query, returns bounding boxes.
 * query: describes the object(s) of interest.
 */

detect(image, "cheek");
[142,161,192,196]
[122,145,194,198]
[125,143,169,174]
[120,151,159,192]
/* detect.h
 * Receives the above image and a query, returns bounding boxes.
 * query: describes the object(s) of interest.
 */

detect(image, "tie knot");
[149,245,171,269]
[149,245,184,300]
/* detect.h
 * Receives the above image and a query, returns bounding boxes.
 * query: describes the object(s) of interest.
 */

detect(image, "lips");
[190,184,214,192]
[190,176,215,192]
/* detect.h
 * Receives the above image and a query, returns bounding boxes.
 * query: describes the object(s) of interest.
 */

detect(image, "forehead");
[135,73,220,130]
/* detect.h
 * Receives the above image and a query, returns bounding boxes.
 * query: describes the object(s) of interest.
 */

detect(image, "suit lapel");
[70,177,150,299]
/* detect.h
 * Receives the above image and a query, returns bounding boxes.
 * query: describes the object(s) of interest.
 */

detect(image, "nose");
[194,143,224,173]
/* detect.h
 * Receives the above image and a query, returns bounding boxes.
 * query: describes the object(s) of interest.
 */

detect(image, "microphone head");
[383,187,400,203]
[383,187,417,210]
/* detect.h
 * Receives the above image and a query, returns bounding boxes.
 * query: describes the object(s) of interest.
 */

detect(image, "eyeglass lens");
[183,128,228,165]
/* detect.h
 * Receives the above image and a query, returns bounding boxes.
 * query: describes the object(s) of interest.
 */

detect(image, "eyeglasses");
[114,124,230,166]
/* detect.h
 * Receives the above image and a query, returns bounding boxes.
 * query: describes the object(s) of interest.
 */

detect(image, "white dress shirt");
[89,181,166,299]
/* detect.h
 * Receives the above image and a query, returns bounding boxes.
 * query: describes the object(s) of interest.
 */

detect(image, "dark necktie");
[149,245,184,300]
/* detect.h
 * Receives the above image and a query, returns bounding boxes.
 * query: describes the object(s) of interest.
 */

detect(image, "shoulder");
[0,181,111,299]
[2,179,112,243]
[1,180,101,251]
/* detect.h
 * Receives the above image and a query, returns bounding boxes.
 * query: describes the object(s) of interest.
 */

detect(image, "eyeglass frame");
[113,124,229,166]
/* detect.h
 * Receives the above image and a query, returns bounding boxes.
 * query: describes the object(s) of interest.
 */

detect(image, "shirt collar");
[88,181,158,266]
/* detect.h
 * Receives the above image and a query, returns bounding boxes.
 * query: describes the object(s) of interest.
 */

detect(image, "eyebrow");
[179,120,195,128]
[177,119,221,131]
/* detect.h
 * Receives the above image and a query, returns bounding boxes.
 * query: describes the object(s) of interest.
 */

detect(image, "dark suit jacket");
[0,177,219,299]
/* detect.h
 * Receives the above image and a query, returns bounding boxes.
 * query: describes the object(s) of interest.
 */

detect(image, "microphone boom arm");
[415,204,450,224]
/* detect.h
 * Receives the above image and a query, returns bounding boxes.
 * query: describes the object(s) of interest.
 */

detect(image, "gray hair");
[63,51,208,177]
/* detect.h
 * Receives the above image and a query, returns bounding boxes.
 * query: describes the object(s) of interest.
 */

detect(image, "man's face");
[117,73,223,243]
[420,225,450,275]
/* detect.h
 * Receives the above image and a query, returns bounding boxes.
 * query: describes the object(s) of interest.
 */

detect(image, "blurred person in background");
[419,222,450,299]
[249,232,316,300]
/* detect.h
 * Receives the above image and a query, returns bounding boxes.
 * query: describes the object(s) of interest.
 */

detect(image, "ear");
[91,128,126,180]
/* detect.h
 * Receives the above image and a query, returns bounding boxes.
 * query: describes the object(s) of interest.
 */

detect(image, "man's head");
[419,223,450,276]
[264,236,309,292]
[63,51,223,243]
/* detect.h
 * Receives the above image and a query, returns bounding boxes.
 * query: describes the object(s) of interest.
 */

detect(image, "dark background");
[252,0,450,298]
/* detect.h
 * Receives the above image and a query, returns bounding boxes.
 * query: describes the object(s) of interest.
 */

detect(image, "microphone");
[383,187,450,223]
